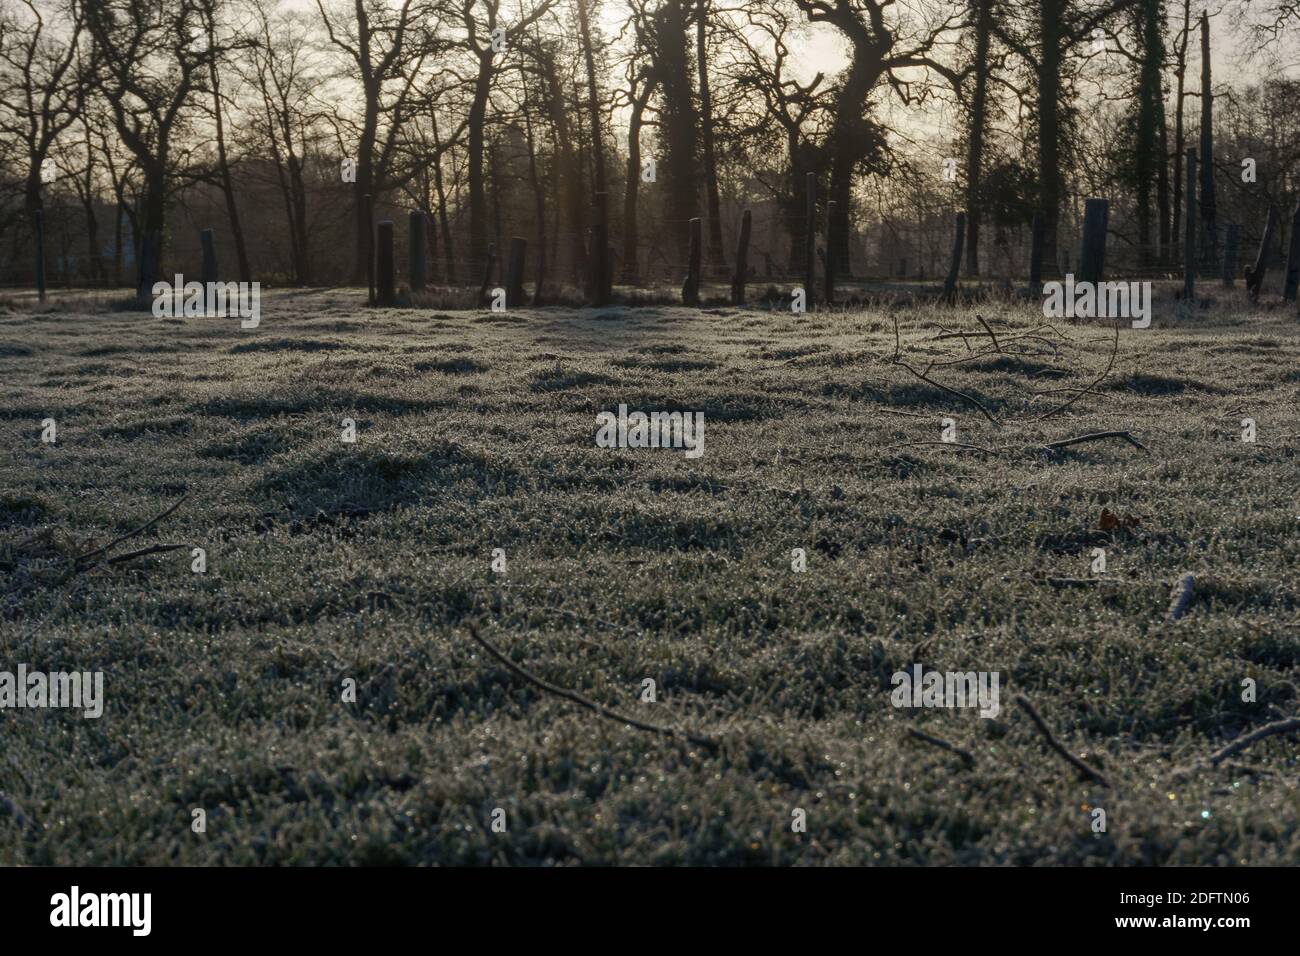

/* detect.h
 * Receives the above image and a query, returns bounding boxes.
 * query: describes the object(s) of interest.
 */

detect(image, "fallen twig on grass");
[1044,430,1149,454]
[1035,319,1119,422]
[1170,717,1300,779]
[1202,716,1300,766]
[1167,573,1195,622]
[893,358,1002,428]
[72,493,189,570]
[9,494,190,645]
[975,314,1002,352]
[927,348,1005,369]
[1031,385,1116,399]
[105,543,188,565]
[872,407,931,419]
[930,322,1065,346]
[906,728,976,768]
[933,323,976,352]
[891,440,998,454]
[467,624,719,752]
[1015,694,1111,788]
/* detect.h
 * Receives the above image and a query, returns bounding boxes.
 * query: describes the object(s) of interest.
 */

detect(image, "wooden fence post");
[1222,223,1239,287]
[506,237,527,307]
[1078,198,1109,285]
[682,217,702,306]
[1284,203,1300,301]
[409,210,427,292]
[591,191,610,306]
[824,200,836,304]
[731,209,751,305]
[376,219,395,305]
[943,212,966,301]
[477,242,497,305]
[200,228,217,285]
[364,193,375,306]
[1246,205,1277,304]
[1028,210,1046,290]
[136,232,160,301]
[804,172,816,303]
[33,209,46,303]
[1183,149,1196,302]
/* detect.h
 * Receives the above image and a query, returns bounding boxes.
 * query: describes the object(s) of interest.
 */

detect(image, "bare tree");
[316,0,434,283]
[962,0,998,275]
[726,1,830,271]
[243,1,328,285]
[576,0,610,300]
[793,0,964,275]
[85,0,213,295]
[53,108,102,284]
[614,0,658,284]
[0,0,92,287]
[648,0,699,267]
[196,0,252,281]
[1197,10,1217,273]
[697,0,725,272]
[995,0,1138,274]
[451,0,556,279]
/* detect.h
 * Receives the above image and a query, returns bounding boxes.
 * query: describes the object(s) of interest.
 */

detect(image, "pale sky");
[282,0,1297,141]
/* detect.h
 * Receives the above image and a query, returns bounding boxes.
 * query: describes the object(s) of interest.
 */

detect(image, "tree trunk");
[491,136,505,274]
[1183,149,1196,301]
[943,212,966,300]
[431,115,455,285]
[1036,0,1064,276]
[82,199,100,286]
[1171,0,1191,252]
[376,219,395,305]
[964,0,993,276]
[697,0,725,272]
[576,0,609,302]
[349,52,381,286]
[208,31,251,282]
[827,46,877,276]
[136,162,167,297]
[540,44,588,285]
[682,217,702,305]
[521,72,548,301]
[467,50,494,278]
[804,172,817,298]
[622,82,652,283]
[1245,205,1277,303]
[1197,12,1217,276]
[113,202,124,286]
[1135,0,1164,269]
[1156,80,1171,262]
[291,157,309,284]
[652,0,699,267]
[731,208,751,304]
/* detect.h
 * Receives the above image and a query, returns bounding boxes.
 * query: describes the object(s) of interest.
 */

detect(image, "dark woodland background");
[2,0,1300,297]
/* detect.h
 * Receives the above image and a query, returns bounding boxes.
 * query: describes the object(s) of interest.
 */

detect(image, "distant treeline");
[2,0,1300,295]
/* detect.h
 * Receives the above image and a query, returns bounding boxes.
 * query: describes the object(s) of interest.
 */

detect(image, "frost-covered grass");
[0,285,1297,864]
